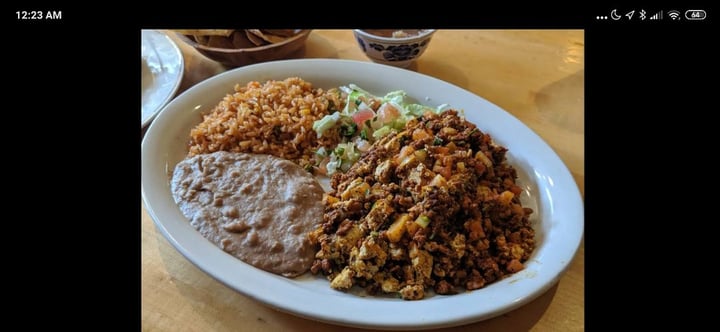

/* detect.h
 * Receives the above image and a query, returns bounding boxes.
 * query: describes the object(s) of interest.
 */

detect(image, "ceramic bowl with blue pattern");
[353,29,436,68]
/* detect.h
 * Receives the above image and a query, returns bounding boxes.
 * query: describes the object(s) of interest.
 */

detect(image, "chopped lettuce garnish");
[340,123,358,137]
[313,84,451,175]
[315,146,328,157]
[312,111,341,138]
[326,142,362,175]
[372,126,393,140]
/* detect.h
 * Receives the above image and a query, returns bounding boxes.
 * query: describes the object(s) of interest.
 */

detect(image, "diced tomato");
[352,108,375,129]
[376,103,400,124]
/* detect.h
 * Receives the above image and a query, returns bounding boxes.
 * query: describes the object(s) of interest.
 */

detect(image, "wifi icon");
[668,10,681,20]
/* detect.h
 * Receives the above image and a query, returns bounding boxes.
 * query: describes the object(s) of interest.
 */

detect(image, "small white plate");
[141,59,584,330]
[141,30,184,128]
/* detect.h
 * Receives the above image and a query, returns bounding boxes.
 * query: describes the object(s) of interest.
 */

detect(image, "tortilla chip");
[231,31,257,48]
[247,29,288,44]
[193,35,210,45]
[206,35,235,48]
[261,29,300,37]
[176,29,235,37]
[245,30,269,46]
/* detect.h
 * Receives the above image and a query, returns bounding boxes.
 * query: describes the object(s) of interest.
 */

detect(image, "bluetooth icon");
[639,9,647,20]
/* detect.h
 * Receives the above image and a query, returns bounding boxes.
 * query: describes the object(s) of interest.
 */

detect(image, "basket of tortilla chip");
[175,29,312,67]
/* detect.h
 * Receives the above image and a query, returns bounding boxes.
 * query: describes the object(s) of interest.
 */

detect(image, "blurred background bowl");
[353,29,436,68]
[175,30,312,67]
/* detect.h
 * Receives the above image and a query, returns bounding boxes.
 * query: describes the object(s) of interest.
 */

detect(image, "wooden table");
[142,30,584,331]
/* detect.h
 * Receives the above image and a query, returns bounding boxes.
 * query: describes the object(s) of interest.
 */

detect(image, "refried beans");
[170,151,324,277]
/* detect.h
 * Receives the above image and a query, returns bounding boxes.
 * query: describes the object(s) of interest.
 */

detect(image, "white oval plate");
[141,59,584,330]
[141,30,184,128]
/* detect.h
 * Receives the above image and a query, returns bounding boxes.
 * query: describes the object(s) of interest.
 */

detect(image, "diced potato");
[510,244,525,260]
[398,154,418,169]
[407,163,424,185]
[386,214,410,243]
[366,199,394,231]
[330,266,355,290]
[498,190,515,205]
[323,194,339,205]
[446,141,457,153]
[441,127,458,135]
[374,159,393,182]
[307,226,324,244]
[398,148,423,172]
[413,149,427,162]
[433,163,452,180]
[370,183,386,196]
[381,276,401,293]
[412,128,431,141]
[383,131,407,152]
[506,259,524,273]
[406,215,422,236]
[399,284,425,300]
[428,174,447,187]
[419,185,434,200]
[341,178,370,200]
[475,151,493,168]
[337,224,363,252]
[412,248,433,280]
[397,145,415,161]
[388,244,406,260]
[450,233,466,259]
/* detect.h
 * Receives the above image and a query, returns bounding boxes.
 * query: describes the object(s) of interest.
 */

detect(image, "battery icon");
[685,10,706,20]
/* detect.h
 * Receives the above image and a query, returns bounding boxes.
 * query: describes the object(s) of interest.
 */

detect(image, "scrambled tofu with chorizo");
[308,110,535,300]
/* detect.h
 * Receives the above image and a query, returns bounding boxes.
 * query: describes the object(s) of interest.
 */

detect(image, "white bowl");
[141,59,584,330]
[141,30,184,127]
